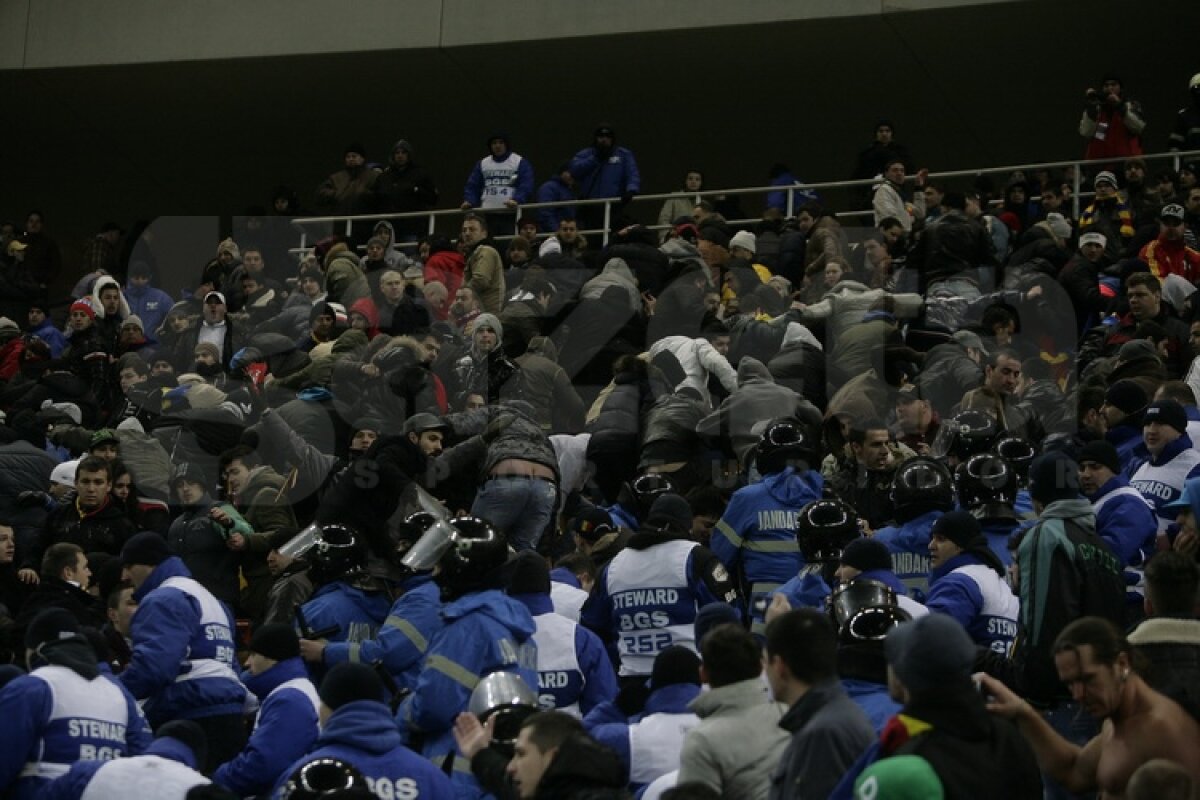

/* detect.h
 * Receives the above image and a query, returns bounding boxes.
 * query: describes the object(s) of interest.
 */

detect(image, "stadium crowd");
[0,70,1197,799]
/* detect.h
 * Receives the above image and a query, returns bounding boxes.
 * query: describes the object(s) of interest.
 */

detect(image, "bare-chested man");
[979,616,1200,799]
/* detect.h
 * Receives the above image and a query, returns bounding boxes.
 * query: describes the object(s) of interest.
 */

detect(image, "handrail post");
[1073,163,1082,220]
[344,218,352,238]
[603,201,611,247]
[786,184,794,219]
[299,231,307,255]
[429,213,436,237]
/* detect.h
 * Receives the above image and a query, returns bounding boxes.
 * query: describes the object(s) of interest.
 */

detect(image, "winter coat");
[1128,616,1200,717]
[212,657,319,797]
[272,700,454,799]
[581,257,641,312]
[767,339,826,411]
[444,402,560,480]
[908,209,997,286]
[465,243,506,314]
[39,735,205,800]
[799,280,922,350]
[768,680,874,800]
[1084,475,1158,567]
[124,280,174,343]
[297,580,391,681]
[120,557,247,725]
[0,441,56,550]
[639,391,708,473]
[166,495,250,610]
[802,215,850,277]
[315,166,378,215]
[646,336,738,406]
[322,245,364,305]
[872,181,925,232]
[424,249,465,299]
[27,498,138,571]
[678,678,789,800]
[515,592,618,717]
[610,234,671,297]
[916,341,983,417]
[570,145,641,199]
[515,339,586,434]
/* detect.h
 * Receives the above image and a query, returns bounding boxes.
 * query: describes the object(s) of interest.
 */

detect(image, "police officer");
[955,452,1022,566]
[872,457,955,602]
[397,515,538,791]
[294,524,390,683]
[0,608,150,800]
[834,536,928,621]
[993,435,1037,517]
[605,473,676,531]
[931,408,999,470]
[773,498,862,612]
[506,550,617,717]
[305,512,444,693]
[925,510,1020,655]
[711,420,823,634]
[118,530,248,772]
[582,493,738,682]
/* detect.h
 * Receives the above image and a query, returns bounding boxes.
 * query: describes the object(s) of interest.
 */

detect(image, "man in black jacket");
[908,191,997,294]
[14,542,106,640]
[372,140,438,242]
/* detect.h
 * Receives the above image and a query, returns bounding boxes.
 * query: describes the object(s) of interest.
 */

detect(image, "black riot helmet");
[308,523,368,587]
[433,516,509,601]
[756,419,819,475]
[617,473,676,523]
[282,757,372,799]
[992,435,1036,484]
[392,511,440,566]
[890,457,955,523]
[930,409,999,465]
[796,499,860,563]
[955,453,1018,523]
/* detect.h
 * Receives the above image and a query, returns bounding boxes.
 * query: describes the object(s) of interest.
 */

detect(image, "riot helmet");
[468,671,538,753]
[890,457,955,522]
[930,409,999,465]
[828,579,912,645]
[955,453,1018,517]
[616,473,676,523]
[992,435,1036,484]
[433,515,509,601]
[307,523,368,586]
[796,499,859,563]
[755,419,819,475]
[282,757,371,799]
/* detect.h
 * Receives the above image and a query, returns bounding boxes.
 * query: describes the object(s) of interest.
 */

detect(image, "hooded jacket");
[586,682,701,789]
[871,510,945,603]
[119,557,247,725]
[800,281,924,354]
[581,257,641,312]
[213,656,319,797]
[926,552,1019,654]
[0,638,150,800]
[40,733,207,800]
[712,466,824,627]
[512,592,617,718]
[123,277,174,344]
[678,677,789,800]
[272,700,454,799]
[399,588,537,773]
[1012,499,1125,705]
[1084,474,1158,566]
[297,580,391,682]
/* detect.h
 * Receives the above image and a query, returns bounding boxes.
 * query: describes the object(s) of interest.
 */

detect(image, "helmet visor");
[277,522,321,561]
[400,519,457,571]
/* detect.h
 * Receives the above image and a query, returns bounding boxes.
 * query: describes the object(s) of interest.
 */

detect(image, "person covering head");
[120,530,171,567]
[885,613,976,694]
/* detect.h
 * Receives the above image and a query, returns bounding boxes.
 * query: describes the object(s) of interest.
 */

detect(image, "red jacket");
[423,250,465,299]
[1140,236,1200,283]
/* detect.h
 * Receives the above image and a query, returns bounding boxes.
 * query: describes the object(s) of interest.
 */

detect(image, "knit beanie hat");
[1117,339,1159,364]
[69,299,96,320]
[841,537,892,573]
[729,231,757,254]
[885,614,975,695]
[50,459,79,488]
[216,238,240,261]
[1044,213,1072,241]
[1028,451,1081,505]
[694,602,741,645]
[1104,379,1147,417]
[344,142,367,159]
[120,531,171,567]
[185,383,228,411]
[570,507,616,543]
[1143,400,1188,434]
[930,510,983,550]
[854,756,945,800]
[25,607,83,650]
[122,315,144,333]
[319,663,386,710]
[650,646,702,690]
[505,550,551,595]
[156,720,209,767]
[249,623,301,662]
[1077,440,1121,475]
[472,313,503,341]
[193,342,221,363]
[644,493,693,535]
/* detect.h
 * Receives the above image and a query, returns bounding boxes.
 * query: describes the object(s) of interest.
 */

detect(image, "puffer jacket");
[322,244,363,304]
[515,338,586,434]
[581,257,641,312]
[0,441,56,550]
[799,280,923,351]
[803,214,850,276]
[916,341,983,417]
[908,209,997,286]
[445,402,560,480]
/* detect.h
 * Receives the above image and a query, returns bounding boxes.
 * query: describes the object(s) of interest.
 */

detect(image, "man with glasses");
[1138,204,1200,284]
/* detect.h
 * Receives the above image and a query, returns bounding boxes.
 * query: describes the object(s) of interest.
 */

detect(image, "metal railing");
[289,149,1200,255]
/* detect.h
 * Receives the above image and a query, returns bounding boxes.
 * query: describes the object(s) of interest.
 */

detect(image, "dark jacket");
[1128,616,1200,718]
[1058,254,1110,336]
[536,733,629,799]
[166,495,243,609]
[909,210,997,287]
[27,498,138,571]
[0,441,56,552]
[373,162,438,236]
[767,340,826,411]
[916,341,983,417]
[769,681,874,800]
[14,576,106,640]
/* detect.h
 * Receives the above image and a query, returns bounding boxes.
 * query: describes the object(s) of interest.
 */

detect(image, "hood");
[92,275,132,320]
[762,466,824,506]
[823,280,870,298]
[372,220,401,253]
[473,312,503,341]
[318,700,403,754]
[242,656,310,701]
[644,683,701,715]
[240,465,287,501]
[1038,498,1096,528]
[332,328,368,355]
[322,243,359,270]
[525,336,558,363]
[348,297,380,334]
[601,256,636,283]
[34,637,101,681]
[736,356,773,386]
[442,589,536,641]
[145,735,202,769]
[689,677,781,720]
[781,322,823,351]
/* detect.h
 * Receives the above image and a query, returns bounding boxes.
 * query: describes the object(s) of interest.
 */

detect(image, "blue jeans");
[1041,703,1099,800]
[471,477,557,551]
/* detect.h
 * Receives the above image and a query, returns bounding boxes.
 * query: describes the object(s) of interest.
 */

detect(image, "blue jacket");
[119,557,246,726]
[299,580,391,683]
[604,502,639,531]
[29,317,69,359]
[981,518,1019,567]
[773,571,832,612]
[570,145,641,199]
[1108,424,1145,475]
[213,657,319,797]
[0,659,150,800]
[41,736,202,800]
[926,553,1018,653]
[1086,475,1158,566]
[711,467,823,628]
[272,700,454,800]
[872,510,943,602]
[325,574,443,692]
[398,588,537,779]
[586,682,700,788]
[842,678,900,735]
[124,280,175,342]
[766,171,820,213]
[514,593,617,717]
[535,177,576,232]
[464,151,535,207]
[1129,433,1200,533]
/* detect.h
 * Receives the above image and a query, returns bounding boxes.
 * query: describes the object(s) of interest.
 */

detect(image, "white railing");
[289,149,1200,255]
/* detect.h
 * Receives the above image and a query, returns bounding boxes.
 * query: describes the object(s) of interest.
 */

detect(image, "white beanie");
[50,459,79,488]
[729,230,757,255]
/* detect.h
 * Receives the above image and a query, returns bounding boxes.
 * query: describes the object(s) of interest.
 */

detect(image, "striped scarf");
[1079,199,1135,239]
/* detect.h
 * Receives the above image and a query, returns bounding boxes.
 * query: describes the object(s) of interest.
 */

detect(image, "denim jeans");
[1040,703,1099,800]
[471,476,557,551]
